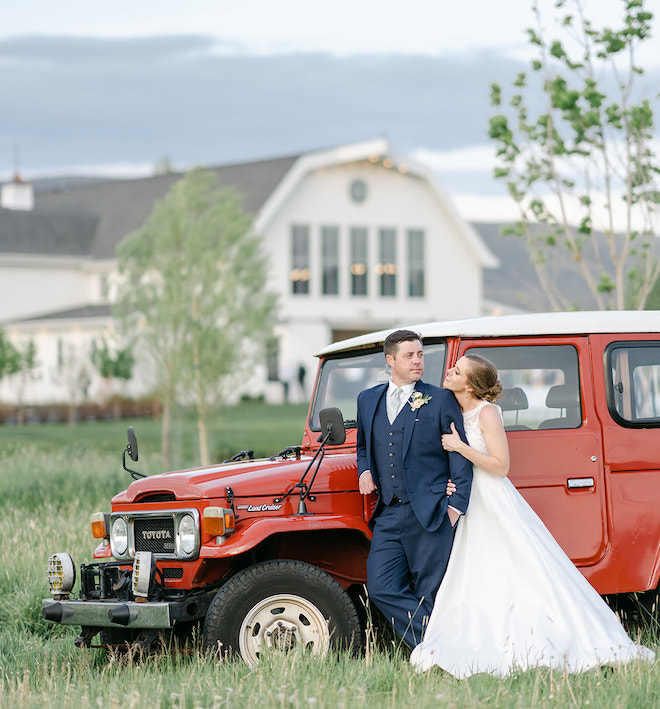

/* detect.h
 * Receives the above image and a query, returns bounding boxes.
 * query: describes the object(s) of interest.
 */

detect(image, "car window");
[607,343,660,427]
[466,345,582,431]
[310,342,447,429]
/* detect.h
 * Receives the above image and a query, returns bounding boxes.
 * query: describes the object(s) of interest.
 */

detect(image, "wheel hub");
[238,593,330,666]
[267,620,298,651]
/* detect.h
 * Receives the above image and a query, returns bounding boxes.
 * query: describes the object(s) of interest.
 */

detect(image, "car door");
[458,337,607,566]
[590,335,660,592]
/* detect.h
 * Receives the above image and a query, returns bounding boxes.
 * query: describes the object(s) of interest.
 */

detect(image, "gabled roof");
[255,138,498,269]
[474,221,635,312]
[25,141,497,269]
[33,153,300,259]
[26,304,113,321]
[0,208,97,257]
[7,304,113,326]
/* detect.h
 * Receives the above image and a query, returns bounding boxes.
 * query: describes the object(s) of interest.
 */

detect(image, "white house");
[0,139,498,407]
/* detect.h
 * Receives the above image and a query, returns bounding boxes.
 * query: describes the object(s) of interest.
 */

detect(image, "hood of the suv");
[112,452,358,504]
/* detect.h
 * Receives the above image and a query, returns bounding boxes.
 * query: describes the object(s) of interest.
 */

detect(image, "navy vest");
[372,392,409,504]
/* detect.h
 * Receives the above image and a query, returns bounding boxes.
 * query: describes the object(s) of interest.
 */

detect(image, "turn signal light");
[90,512,108,539]
[203,507,235,537]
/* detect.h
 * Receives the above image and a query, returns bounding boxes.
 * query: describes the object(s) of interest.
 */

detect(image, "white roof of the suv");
[318,311,660,356]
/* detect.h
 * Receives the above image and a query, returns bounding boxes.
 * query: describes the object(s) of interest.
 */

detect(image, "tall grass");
[0,406,658,707]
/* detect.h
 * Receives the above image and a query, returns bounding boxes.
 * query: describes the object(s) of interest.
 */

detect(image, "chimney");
[1,172,35,211]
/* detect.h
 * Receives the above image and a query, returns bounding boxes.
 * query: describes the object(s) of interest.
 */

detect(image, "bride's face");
[443,356,471,394]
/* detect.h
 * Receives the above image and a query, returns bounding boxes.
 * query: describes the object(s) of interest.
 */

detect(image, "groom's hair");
[383,329,422,358]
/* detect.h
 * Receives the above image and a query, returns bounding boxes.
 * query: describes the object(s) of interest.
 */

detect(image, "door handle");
[567,477,594,489]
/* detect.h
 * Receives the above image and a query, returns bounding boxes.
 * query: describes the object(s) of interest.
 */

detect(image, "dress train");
[410,401,654,678]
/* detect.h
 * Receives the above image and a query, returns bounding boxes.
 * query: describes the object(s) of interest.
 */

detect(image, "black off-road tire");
[202,559,362,665]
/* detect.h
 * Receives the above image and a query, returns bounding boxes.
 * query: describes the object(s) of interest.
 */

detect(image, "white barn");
[0,139,498,407]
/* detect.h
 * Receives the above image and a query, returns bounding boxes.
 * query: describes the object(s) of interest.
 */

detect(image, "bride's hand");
[441,422,463,453]
[446,478,456,497]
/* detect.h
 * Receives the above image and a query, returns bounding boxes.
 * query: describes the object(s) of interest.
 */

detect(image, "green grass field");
[1,402,658,707]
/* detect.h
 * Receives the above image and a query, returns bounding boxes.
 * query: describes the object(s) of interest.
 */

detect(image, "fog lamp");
[90,511,109,539]
[132,551,154,599]
[47,553,76,597]
[203,507,235,537]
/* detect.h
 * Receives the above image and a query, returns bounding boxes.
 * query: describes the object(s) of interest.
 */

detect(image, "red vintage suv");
[43,311,660,664]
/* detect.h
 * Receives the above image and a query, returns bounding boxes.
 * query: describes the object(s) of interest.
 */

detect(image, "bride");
[410,354,654,678]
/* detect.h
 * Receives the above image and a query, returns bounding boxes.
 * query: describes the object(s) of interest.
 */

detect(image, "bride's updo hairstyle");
[465,354,503,403]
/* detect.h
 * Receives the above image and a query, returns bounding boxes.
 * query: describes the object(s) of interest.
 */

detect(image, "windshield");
[310,341,447,429]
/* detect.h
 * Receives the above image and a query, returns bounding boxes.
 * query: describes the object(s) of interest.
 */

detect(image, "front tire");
[202,559,362,666]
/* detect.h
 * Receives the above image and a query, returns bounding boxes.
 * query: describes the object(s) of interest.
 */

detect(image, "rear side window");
[466,345,581,431]
[606,343,660,427]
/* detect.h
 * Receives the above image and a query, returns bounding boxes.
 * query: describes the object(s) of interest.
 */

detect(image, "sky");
[1,0,658,225]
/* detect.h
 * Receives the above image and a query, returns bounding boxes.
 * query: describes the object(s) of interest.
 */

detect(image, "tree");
[51,342,90,426]
[0,330,21,382]
[91,337,134,420]
[489,0,659,310]
[12,339,39,426]
[115,168,277,466]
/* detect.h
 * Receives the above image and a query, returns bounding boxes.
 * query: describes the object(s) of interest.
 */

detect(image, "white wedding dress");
[410,400,654,678]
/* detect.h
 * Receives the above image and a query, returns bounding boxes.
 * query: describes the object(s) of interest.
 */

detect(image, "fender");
[199,513,372,559]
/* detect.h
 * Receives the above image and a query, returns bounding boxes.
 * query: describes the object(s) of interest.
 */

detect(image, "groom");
[357,329,473,647]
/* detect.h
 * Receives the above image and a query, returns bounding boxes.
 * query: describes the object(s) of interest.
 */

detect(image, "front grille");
[162,567,184,579]
[133,516,176,554]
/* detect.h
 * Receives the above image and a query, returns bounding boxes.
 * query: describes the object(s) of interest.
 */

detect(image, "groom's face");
[386,339,424,387]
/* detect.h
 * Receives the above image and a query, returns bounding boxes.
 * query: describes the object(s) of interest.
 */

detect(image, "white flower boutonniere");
[410,391,432,411]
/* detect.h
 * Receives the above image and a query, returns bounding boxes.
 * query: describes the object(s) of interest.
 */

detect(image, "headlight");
[111,516,128,556]
[47,553,76,596]
[178,513,196,555]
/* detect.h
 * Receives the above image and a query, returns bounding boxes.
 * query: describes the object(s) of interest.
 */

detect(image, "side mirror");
[319,407,346,446]
[122,426,145,479]
[127,426,139,462]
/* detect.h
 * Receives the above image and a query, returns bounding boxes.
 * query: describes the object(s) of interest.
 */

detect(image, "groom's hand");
[447,507,460,527]
[359,470,377,495]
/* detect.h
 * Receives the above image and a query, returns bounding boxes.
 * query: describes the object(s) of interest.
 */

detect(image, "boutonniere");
[410,391,432,411]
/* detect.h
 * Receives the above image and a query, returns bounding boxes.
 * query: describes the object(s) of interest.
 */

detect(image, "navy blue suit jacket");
[357,380,473,532]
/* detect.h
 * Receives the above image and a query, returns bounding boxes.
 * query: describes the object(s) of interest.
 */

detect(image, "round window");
[349,179,368,204]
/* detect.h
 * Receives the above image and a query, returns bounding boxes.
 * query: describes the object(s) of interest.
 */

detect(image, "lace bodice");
[462,400,491,456]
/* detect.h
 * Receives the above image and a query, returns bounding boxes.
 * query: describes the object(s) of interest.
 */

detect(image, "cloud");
[0,35,220,64]
[413,145,497,172]
[1,32,658,204]
[0,35,528,177]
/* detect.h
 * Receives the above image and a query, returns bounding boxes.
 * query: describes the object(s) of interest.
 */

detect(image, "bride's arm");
[441,405,510,477]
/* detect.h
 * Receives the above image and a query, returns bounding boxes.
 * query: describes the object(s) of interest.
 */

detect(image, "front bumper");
[42,589,216,629]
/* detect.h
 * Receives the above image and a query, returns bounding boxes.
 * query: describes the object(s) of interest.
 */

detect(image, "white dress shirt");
[387,380,416,420]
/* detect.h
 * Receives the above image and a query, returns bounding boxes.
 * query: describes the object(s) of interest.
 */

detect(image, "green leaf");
[490,83,502,107]
[597,274,616,293]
